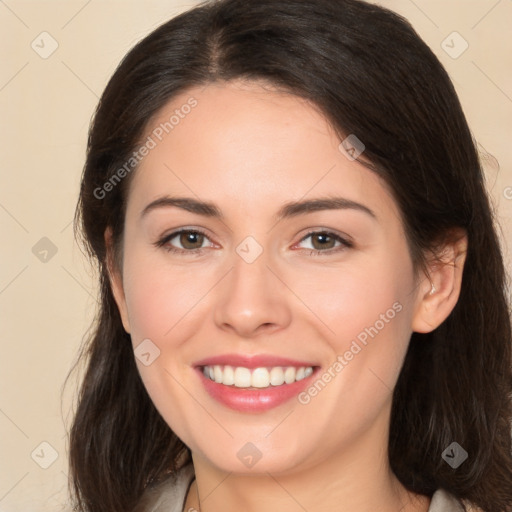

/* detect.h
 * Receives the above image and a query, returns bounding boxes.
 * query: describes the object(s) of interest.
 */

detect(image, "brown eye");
[155,229,212,254]
[297,230,353,255]
[310,233,337,250]
[176,231,205,250]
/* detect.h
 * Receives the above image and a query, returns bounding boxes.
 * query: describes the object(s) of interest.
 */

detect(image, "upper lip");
[194,353,319,369]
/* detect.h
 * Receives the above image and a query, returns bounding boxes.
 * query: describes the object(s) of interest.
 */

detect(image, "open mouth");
[199,364,318,389]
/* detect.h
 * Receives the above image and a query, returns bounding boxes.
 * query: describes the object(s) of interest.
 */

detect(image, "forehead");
[126,80,400,224]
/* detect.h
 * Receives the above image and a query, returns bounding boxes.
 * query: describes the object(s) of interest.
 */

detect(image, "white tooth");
[284,366,296,384]
[222,365,235,385]
[295,367,305,381]
[251,367,270,388]
[203,365,314,387]
[213,365,223,383]
[234,367,252,387]
[269,367,285,386]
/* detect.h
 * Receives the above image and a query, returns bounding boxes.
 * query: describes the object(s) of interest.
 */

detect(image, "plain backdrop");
[0,1,511,510]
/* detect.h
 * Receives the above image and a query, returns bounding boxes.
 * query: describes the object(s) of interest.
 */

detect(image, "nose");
[213,247,292,338]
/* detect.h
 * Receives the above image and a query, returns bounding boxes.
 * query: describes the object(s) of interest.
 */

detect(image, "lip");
[193,353,318,369]
[194,361,320,413]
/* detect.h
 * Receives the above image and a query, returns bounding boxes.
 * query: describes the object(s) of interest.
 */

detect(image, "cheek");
[122,250,206,344]
[292,259,414,443]
[304,250,414,394]
[120,252,208,433]
[123,276,170,343]
[303,250,413,344]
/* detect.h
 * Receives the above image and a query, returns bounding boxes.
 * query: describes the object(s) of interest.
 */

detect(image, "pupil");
[314,233,332,249]
[182,232,201,249]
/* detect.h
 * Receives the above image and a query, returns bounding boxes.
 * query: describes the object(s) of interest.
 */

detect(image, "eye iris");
[180,232,203,249]
[312,233,335,250]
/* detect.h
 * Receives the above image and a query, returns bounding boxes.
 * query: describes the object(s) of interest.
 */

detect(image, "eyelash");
[153,228,353,257]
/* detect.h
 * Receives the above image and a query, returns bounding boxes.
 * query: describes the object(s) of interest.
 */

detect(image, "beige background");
[0,1,511,510]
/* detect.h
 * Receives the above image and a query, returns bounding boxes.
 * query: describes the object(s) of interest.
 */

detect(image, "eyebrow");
[140,196,377,221]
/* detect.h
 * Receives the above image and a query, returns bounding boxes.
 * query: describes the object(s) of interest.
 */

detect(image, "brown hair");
[67,0,512,511]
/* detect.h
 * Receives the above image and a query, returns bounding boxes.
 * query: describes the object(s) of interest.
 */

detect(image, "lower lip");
[195,367,319,413]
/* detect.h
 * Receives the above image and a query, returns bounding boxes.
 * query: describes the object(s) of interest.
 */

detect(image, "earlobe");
[411,231,468,333]
[104,227,131,334]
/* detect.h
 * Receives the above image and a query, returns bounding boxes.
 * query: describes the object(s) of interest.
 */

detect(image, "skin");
[106,79,467,512]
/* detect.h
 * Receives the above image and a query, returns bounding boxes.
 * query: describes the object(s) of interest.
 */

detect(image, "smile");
[202,364,315,389]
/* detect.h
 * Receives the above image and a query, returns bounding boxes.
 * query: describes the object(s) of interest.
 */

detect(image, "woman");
[67,0,512,511]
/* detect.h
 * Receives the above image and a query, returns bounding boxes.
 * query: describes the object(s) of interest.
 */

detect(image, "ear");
[104,227,131,334]
[411,229,468,333]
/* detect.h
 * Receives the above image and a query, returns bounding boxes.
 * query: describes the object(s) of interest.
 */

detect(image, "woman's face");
[109,80,428,474]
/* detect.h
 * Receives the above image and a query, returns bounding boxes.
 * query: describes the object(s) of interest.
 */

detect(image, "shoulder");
[429,489,484,512]
[133,462,195,512]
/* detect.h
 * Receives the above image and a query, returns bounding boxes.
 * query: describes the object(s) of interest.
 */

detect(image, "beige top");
[134,462,467,512]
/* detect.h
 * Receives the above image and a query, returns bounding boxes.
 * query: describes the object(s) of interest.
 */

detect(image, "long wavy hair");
[66,0,512,511]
